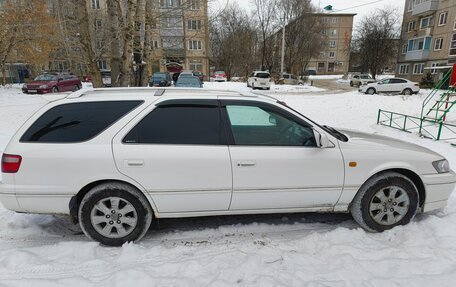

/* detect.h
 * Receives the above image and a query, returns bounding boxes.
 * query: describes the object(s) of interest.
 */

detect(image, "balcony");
[412,0,438,16]
[405,49,430,61]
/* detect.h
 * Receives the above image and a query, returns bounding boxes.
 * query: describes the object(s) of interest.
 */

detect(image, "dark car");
[22,73,81,94]
[149,72,172,87]
[193,71,204,82]
[175,76,203,88]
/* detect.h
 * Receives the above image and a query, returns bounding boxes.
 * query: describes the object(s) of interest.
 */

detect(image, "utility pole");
[280,17,286,77]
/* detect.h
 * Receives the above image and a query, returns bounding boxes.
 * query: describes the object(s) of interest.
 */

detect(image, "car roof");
[65,87,279,103]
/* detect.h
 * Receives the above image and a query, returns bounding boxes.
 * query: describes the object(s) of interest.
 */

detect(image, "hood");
[338,128,443,158]
[26,80,55,86]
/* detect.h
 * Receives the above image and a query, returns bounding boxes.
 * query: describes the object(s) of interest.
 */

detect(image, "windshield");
[34,74,57,81]
[360,75,372,79]
[152,74,166,80]
[176,77,201,87]
[215,71,225,75]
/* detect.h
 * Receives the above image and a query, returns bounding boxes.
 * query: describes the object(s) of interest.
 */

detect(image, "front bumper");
[421,171,456,212]
[22,88,52,94]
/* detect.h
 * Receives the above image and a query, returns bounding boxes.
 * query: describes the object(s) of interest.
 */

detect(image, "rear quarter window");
[20,101,142,143]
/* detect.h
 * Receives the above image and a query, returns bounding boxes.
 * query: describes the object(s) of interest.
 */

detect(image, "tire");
[351,172,419,232]
[78,183,153,246]
[366,88,375,95]
[72,85,80,92]
[350,81,354,87]
[403,88,412,95]
[51,86,59,93]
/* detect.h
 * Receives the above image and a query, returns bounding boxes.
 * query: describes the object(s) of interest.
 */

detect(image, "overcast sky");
[211,0,405,28]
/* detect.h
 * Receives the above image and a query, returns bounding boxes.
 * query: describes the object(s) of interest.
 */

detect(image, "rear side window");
[123,105,221,145]
[21,101,142,143]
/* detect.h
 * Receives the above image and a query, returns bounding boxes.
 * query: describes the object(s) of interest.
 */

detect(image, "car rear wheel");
[403,88,412,95]
[351,172,419,232]
[79,183,153,246]
[366,88,375,95]
[72,85,80,92]
[350,81,354,87]
[51,86,58,93]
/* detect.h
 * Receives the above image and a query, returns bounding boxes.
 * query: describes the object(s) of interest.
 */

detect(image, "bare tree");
[252,0,276,70]
[354,8,400,79]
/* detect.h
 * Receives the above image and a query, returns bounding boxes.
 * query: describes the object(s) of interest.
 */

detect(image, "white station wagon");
[1,88,455,246]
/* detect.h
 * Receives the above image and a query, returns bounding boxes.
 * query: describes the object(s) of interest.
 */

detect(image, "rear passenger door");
[390,78,407,92]
[112,100,233,214]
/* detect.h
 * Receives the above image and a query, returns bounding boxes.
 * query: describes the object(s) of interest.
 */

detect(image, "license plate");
[28,90,37,93]
[260,83,266,85]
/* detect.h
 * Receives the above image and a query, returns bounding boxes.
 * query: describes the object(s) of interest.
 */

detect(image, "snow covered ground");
[0,83,456,286]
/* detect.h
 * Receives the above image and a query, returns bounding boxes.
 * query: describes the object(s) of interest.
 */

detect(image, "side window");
[380,79,391,84]
[21,101,142,143]
[225,105,316,147]
[391,79,407,84]
[123,105,221,145]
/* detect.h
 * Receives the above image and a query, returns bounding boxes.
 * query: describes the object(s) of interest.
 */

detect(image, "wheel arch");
[69,179,156,222]
[349,168,425,211]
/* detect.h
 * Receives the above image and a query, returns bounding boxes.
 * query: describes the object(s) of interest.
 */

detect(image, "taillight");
[1,154,22,173]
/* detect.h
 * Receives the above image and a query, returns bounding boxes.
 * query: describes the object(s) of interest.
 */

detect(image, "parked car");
[247,71,272,90]
[281,73,303,85]
[350,74,376,87]
[193,71,204,82]
[359,78,420,95]
[175,76,203,88]
[210,71,227,82]
[22,73,81,94]
[149,72,172,87]
[100,69,112,87]
[1,87,454,246]
[304,69,317,76]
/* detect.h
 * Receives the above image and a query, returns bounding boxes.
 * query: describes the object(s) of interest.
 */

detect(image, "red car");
[22,73,81,94]
[210,71,227,82]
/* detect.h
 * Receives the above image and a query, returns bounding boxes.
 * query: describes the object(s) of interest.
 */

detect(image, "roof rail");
[66,87,93,99]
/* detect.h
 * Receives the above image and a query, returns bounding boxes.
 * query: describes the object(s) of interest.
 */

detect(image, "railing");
[378,109,456,141]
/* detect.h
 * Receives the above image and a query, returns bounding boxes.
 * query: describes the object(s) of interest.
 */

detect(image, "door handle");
[237,161,256,167]
[126,160,144,167]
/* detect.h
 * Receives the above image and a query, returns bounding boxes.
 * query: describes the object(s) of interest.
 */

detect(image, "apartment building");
[397,0,456,82]
[307,13,356,75]
[47,0,209,78]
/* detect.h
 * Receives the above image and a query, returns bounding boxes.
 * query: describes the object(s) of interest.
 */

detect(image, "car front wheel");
[79,183,153,246]
[366,88,375,95]
[351,172,419,232]
[403,88,412,95]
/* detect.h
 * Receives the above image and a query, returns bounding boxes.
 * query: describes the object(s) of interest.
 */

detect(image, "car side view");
[359,78,420,95]
[0,88,454,246]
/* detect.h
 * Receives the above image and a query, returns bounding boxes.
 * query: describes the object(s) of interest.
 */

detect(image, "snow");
[0,83,456,286]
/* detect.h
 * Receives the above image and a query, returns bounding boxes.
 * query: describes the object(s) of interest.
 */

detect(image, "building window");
[94,19,102,31]
[97,60,108,70]
[413,63,424,74]
[439,12,448,26]
[332,17,337,24]
[319,52,325,58]
[450,33,456,55]
[454,19,456,30]
[408,37,428,51]
[420,16,432,29]
[430,62,438,74]
[188,20,202,30]
[402,44,407,54]
[160,0,180,8]
[188,40,202,50]
[329,51,335,58]
[321,17,328,23]
[91,0,100,9]
[161,17,183,28]
[321,29,327,35]
[317,62,325,72]
[329,40,336,48]
[434,38,443,50]
[407,21,415,32]
[189,62,203,72]
[399,64,409,74]
[96,39,103,50]
[328,62,335,72]
[188,0,201,10]
[330,29,337,36]
[408,0,413,11]
[151,40,159,49]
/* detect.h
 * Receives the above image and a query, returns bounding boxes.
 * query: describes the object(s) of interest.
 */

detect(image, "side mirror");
[314,130,334,148]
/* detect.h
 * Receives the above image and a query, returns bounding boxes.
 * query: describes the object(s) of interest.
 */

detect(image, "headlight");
[433,159,450,173]
[39,85,47,89]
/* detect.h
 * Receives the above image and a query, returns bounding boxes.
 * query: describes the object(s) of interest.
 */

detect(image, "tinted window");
[123,105,221,145]
[391,79,407,84]
[21,101,142,143]
[226,105,316,147]
[255,73,270,78]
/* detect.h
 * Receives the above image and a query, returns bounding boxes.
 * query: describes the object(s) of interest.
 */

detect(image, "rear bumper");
[0,181,20,211]
[421,171,456,212]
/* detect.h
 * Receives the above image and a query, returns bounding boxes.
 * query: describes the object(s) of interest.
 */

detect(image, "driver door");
[220,100,345,211]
